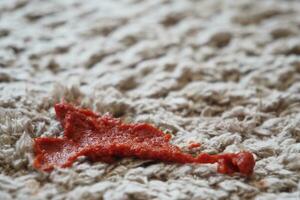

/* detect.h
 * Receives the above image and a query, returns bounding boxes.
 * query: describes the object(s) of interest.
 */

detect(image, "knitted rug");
[0,0,299,199]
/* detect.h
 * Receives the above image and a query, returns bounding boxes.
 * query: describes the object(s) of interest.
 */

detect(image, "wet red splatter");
[34,103,255,176]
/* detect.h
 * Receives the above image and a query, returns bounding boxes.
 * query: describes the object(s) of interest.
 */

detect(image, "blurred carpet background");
[0,0,300,199]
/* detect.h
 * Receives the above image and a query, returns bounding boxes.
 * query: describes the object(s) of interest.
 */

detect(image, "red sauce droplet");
[188,142,201,149]
[34,103,255,176]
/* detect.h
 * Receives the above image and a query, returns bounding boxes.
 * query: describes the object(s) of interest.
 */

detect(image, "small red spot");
[188,142,201,149]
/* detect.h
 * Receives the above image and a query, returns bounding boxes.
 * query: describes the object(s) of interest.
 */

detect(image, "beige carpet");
[0,0,300,199]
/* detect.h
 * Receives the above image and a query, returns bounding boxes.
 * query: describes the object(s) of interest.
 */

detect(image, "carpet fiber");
[0,0,300,199]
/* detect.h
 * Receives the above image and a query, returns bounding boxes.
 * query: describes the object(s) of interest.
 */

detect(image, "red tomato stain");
[34,103,255,176]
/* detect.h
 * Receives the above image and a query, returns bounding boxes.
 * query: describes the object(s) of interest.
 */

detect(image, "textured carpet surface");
[0,0,300,199]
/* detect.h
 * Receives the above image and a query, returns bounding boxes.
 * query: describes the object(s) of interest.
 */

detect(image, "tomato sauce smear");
[34,103,255,176]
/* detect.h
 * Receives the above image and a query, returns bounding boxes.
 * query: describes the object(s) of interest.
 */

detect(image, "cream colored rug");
[0,0,300,199]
